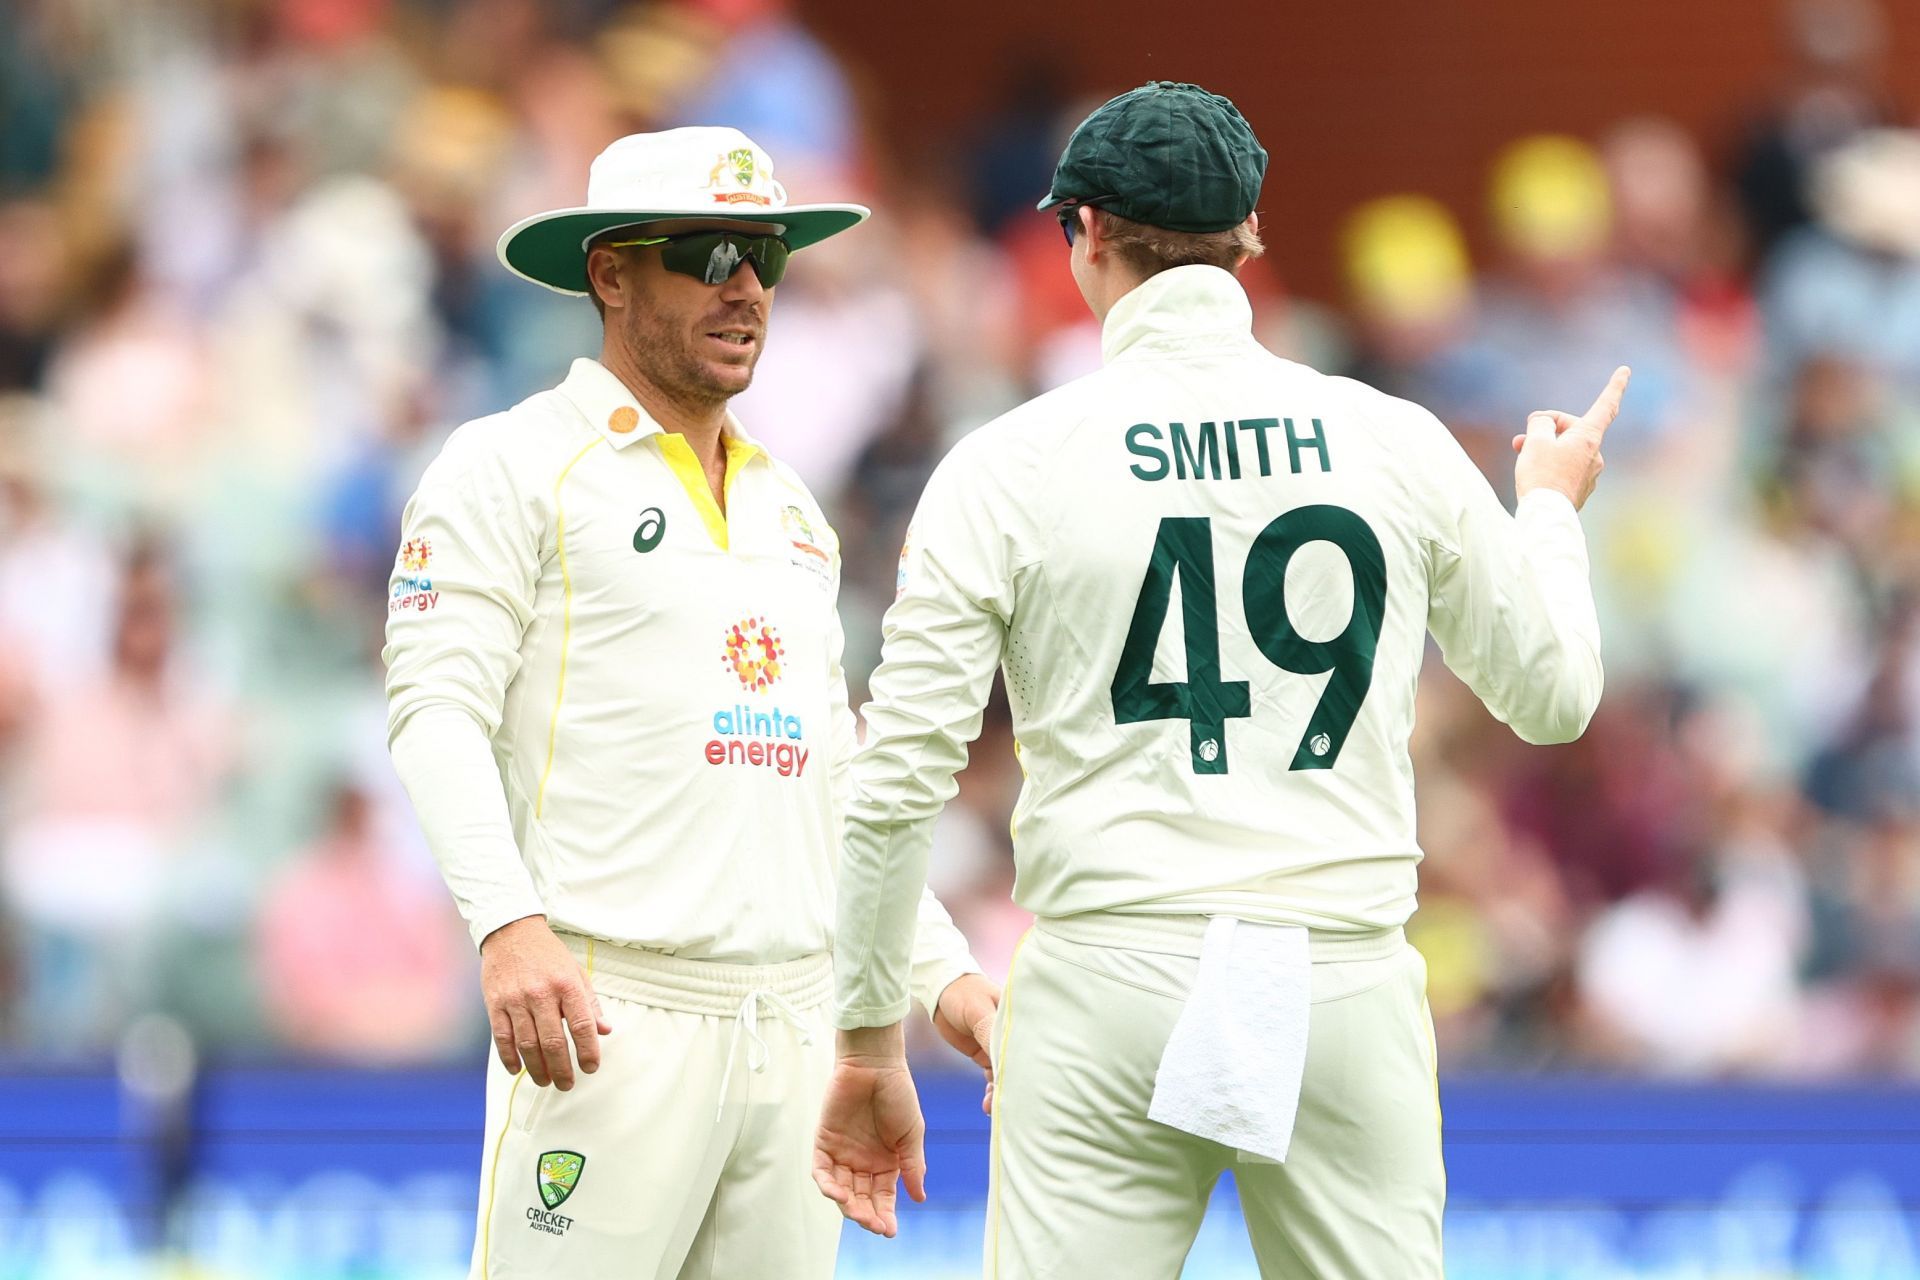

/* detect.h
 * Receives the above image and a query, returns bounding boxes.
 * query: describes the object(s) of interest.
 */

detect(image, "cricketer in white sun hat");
[496,126,871,295]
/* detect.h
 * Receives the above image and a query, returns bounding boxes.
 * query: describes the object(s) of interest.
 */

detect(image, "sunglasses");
[600,230,791,287]
[1054,199,1104,246]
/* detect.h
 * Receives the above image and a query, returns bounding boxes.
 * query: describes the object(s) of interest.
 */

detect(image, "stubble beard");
[620,298,760,415]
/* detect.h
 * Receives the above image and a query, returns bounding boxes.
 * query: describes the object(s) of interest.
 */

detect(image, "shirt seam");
[533,436,609,819]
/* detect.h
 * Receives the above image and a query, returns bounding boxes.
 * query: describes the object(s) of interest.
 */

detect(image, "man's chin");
[696,359,756,399]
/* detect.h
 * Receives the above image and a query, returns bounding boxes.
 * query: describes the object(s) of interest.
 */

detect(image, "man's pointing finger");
[1583,365,1632,437]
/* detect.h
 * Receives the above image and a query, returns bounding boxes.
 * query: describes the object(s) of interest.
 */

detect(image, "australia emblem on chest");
[782,505,833,588]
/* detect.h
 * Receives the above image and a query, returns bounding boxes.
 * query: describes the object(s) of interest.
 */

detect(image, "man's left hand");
[813,1026,926,1237]
[933,973,999,1114]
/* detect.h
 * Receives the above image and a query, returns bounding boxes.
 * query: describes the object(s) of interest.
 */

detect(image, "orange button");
[608,407,640,434]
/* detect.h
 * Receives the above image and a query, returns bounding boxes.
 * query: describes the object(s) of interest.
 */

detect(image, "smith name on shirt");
[1126,417,1332,482]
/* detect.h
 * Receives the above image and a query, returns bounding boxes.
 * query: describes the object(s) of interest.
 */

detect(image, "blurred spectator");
[1,542,234,1052]
[0,396,117,694]
[1602,117,1760,376]
[1801,817,1920,1073]
[1340,195,1500,467]
[966,52,1075,235]
[1761,128,1920,390]
[659,0,858,183]
[1576,788,1810,1076]
[42,235,213,496]
[255,782,472,1063]
[0,195,69,391]
[1733,0,1896,261]
[1473,135,1693,469]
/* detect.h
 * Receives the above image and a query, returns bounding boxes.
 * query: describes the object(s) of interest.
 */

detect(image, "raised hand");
[1511,365,1631,511]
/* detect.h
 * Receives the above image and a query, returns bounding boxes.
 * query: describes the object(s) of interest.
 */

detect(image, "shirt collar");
[555,356,767,459]
[1099,265,1256,365]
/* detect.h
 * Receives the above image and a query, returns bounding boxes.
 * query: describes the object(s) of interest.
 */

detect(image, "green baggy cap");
[1038,81,1268,233]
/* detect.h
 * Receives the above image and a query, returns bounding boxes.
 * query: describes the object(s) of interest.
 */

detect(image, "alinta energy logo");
[708,615,809,777]
[391,537,438,614]
[721,616,784,691]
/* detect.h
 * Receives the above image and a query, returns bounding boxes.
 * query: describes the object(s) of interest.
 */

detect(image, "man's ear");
[1233,212,1261,273]
[1078,205,1101,261]
[586,246,623,311]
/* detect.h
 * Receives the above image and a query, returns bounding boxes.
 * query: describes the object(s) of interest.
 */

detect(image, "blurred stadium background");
[2,0,1919,1275]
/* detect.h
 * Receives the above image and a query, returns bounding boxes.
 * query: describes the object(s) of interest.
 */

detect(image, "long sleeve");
[1421,414,1604,745]
[382,424,547,948]
[835,442,1016,1028]
[822,528,982,1020]
[391,706,543,948]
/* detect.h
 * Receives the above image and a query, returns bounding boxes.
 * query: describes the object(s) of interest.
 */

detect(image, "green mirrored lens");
[752,238,789,286]
[657,233,789,287]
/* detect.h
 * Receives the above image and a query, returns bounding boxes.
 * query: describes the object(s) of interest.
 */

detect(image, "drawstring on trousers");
[716,989,814,1120]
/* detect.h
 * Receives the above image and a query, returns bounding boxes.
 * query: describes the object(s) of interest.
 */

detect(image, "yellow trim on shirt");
[987,928,1033,1279]
[654,433,761,551]
[1008,739,1027,843]
[535,437,608,819]
[479,1071,528,1274]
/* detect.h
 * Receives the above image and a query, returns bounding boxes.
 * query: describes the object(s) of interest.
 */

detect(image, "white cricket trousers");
[468,933,841,1279]
[984,913,1445,1279]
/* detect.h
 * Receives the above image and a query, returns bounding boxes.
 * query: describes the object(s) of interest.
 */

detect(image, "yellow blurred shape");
[1406,896,1492,1019]
[1489,135,1611,259]
[1342,194,1471,325]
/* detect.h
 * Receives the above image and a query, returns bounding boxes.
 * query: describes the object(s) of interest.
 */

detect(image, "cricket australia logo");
[528,1150,585,1236]
[538,1150,584,1208]
[707,147,773,206]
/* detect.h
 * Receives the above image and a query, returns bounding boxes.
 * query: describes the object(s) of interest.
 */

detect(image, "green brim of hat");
[496,204,870,295]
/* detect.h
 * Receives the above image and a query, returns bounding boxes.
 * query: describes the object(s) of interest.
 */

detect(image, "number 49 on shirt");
[1110,507,1386,774]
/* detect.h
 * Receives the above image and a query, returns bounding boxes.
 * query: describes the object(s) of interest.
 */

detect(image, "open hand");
[813,1028,927,1237]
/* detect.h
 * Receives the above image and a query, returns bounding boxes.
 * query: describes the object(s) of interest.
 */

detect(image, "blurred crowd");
[0,0,1917,1079]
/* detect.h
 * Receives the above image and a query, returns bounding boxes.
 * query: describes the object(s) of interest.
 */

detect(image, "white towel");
[1147,916,1310,1164]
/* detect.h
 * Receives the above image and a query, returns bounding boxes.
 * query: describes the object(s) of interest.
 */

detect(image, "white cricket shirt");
[835,265,1604,1026]
[384,357,977,1012]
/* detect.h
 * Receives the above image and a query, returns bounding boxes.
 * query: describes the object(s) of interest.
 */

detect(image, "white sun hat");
[496,126,871,295]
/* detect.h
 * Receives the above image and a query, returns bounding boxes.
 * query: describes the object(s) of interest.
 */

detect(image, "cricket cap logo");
[537,1150,585,1209]
[707,146,774,206]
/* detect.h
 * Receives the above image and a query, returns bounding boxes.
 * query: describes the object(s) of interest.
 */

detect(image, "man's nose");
[718,255,769,303]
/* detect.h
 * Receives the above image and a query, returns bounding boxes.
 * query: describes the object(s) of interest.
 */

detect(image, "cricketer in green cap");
[1039,80,1269,233]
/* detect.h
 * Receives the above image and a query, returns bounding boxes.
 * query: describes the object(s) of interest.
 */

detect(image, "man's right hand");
[1512,365,1631,511]
[480,915,612,1089]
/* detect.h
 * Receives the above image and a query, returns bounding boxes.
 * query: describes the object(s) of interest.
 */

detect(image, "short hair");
[1093,208,1265,277]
